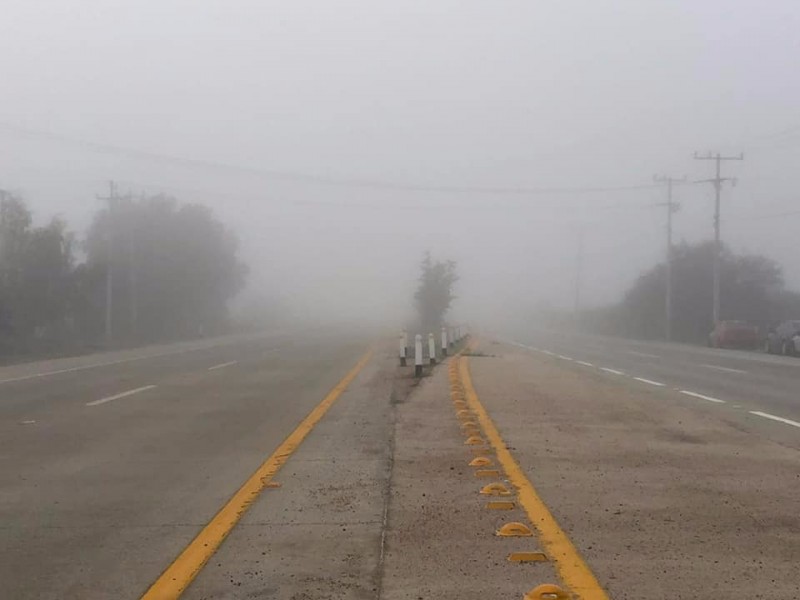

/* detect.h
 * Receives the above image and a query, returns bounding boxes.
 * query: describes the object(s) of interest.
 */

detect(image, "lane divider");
[447,350,604,600]
[86,385,157,407]
[140,349,373,600]
[456,355,609,600]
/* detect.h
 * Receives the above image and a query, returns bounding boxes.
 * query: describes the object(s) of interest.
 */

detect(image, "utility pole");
[654,175,684,342]
[97,181,117,346]
[693,152,743,328]
[573,227,584,323]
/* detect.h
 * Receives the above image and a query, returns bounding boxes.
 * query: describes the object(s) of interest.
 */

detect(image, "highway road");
[0,328,376,599]
[507,329,800,445]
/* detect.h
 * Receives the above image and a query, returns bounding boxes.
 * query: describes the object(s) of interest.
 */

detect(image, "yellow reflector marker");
[496,522,534,537]
[468,456,492,467]
[486,500,516,510]
[464,435,484,445]
[474,469,501,478]
[479,482,512,496]
[525,584,570,600]
[508,551,548,563]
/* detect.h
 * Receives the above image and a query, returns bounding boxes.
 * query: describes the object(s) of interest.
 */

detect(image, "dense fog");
[2,1,800,346]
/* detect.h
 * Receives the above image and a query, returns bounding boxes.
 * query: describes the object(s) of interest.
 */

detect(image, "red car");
[708,320,759,349]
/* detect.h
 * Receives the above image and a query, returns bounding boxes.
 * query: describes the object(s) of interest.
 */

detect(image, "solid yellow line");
[458,356,610,600]
[140,349,373,600]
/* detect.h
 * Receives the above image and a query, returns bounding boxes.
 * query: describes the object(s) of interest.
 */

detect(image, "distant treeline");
[564,241,800,343]
[0,191,246,358]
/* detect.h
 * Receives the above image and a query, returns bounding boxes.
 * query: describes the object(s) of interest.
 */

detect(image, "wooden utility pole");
[97,181,117,346]
[654,175,684,341]
[693,152,743,327]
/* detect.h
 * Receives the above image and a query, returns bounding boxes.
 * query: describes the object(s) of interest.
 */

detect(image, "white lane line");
[600,367,625,375]
[575,360,594,367]
[633,377,665,387]
[749,411,800,429]
[680,390,726,404]
[627,350,660,359]
[556,354,573,361]
[701,364,748,374]
[540,350,556,356]
[86,385,157,407]
[208,360,238,371]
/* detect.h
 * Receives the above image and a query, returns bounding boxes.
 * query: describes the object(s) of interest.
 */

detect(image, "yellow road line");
[140,350,373,600]
[458,356,610,600]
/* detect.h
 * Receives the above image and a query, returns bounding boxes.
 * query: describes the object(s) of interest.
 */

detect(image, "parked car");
[708,320,759,350]
[763,320,800,356]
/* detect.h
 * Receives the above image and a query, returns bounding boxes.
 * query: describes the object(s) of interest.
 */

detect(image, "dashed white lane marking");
[600,367,625,375]
[627,350,660,359]
[633,377,665,387]
[86,385,157,407]
[749,411,800,429]
[575,360,594,367]
[680,390,726,404]
[540,350,556,356]
[20,420,36,425]
[208,360,238,371]
[701,364,748,374]
[556,354,573,361]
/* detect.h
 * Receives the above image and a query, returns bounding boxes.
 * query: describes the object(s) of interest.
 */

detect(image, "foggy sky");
[2,1,799,326]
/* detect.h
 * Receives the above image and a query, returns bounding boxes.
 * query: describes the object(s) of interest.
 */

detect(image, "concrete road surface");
[0,328,375,599]
[505,329,800,446]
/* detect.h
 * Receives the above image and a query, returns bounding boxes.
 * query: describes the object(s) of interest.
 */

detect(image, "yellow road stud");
[486,500,516,510]
[496,522,534,537]
[460,421,478,429]
[469,456,492,467]
[524,584,569,600]
[464,435,484,445]
[479,482,512,496]
[474,469,501,478]
[508,551,547,563]
[456,409,471,418]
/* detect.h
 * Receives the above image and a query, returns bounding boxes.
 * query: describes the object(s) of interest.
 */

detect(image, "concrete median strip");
[139,349,372,600]
[457,356,610,600]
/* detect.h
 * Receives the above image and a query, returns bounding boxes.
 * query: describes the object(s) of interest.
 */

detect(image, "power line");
[1,121,668,196]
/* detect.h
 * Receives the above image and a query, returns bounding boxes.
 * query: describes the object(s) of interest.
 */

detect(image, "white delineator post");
[428,333,436,365]
[414,334,423,377]
[399,332,407,366]
[441,327,448,356]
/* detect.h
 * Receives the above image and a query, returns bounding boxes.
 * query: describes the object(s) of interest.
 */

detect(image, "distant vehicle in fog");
[708,320,759,350]
[763,321,800,356]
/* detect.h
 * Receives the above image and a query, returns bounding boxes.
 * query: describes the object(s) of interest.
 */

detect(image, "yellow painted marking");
[486,500,516,510]
[496,521,534,537]
[474,468,501,478]
[459,357,609,600]
[464,435,485,445]
[469,456,492,467]
[140,350,373,600]
[460,420,478,429]
[508,551,548,563]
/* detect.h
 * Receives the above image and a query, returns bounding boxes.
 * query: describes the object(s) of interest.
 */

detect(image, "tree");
[83,194,247,343]
[0,193,76,352]
[414,252,458,333]
[602,241,797,343]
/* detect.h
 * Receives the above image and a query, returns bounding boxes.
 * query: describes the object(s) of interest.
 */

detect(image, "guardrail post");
[428,332,436,365]
[399,332,407,366]
[402,328,408,357]
[415,334,423,377]
[441,327,448,356]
